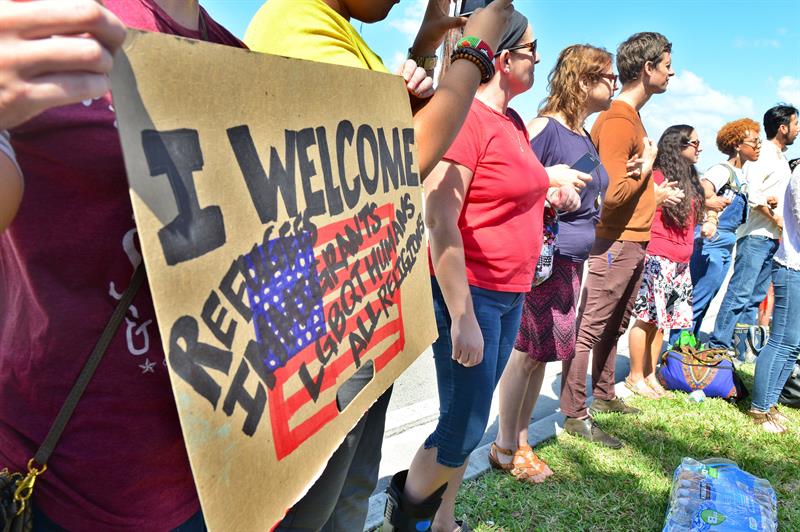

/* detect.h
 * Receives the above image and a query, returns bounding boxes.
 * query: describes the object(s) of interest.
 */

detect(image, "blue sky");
[204,0,800,169]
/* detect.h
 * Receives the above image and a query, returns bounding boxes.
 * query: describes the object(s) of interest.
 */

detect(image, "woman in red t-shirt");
[386,12,577,532]
[626,124,705,398]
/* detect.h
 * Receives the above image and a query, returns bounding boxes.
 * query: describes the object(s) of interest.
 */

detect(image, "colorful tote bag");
[658,343,746,399]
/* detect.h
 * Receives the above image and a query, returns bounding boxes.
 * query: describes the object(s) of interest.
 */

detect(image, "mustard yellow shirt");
[245,0,388,73]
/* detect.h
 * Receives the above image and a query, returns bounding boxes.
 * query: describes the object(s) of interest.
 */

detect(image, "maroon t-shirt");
[0,2,243,530]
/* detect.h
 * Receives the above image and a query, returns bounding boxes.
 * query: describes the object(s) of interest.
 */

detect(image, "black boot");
[383,470,447,532]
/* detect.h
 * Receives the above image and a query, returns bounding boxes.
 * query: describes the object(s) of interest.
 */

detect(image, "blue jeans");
[751,263,800,411]
[424,277,523,467]
[669,229,737,345]
[709,235,779,349]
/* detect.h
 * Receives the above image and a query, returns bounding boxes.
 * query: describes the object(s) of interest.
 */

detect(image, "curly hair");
[716,118,761,157]
[654,125,705,229]
[538,44,613,130]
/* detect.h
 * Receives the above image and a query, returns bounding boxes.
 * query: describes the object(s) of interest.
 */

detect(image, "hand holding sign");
[0,0,126,129]
[398,59,434,99]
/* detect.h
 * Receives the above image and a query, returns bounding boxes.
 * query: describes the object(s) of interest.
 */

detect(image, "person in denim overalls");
[668,118,761,345]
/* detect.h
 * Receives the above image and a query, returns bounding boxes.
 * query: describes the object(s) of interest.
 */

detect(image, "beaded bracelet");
[451,46,495,83]
[451,48,491,82]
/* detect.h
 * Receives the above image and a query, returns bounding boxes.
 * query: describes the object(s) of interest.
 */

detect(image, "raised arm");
[411,0,515,179]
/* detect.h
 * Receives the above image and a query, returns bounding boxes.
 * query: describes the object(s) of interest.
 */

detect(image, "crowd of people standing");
[1,1,798,532]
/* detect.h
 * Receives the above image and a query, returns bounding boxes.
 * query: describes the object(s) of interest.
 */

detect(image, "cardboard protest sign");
[111,30,436,531]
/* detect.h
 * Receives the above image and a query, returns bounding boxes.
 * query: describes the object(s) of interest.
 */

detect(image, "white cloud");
[641,70,756,170]
[388,0,427,39]
[733,37,781,49]
[777,76,800,106]
[390,51,407,73]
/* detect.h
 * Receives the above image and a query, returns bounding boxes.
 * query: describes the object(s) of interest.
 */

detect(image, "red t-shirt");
[647,170,696,263]
[430,99,549,292]
[0,2,243,530]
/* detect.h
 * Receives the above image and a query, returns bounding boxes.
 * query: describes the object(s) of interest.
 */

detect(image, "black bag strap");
[33,264,146,466]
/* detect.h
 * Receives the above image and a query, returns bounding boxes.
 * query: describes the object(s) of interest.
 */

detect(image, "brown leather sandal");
[645,375,674,398]
[518,444,554,478]
[488,442,550,483]
[748,410,787,433]
[769,406,790,427]
[624,377,660,399]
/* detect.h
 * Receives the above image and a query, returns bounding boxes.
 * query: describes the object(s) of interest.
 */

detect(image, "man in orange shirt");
[560,32,679,448]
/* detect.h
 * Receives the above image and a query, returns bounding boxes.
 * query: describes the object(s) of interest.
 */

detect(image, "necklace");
[493,107,526,153]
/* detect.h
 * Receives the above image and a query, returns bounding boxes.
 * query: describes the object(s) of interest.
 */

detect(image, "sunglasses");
[597,73,618,85]
[741,138,762,148]
[496,39,537,58]
[686,140,701,150]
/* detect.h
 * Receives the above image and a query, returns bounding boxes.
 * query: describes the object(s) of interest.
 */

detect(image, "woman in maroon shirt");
[0,2,243,530]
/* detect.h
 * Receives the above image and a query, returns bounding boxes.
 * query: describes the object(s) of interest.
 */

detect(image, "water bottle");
[688,390,706,403]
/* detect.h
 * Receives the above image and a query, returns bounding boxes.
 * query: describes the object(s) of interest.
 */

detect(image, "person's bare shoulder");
[527,116,550,140]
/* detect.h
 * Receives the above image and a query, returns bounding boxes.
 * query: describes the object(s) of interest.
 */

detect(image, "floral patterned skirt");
[633,254,693,330]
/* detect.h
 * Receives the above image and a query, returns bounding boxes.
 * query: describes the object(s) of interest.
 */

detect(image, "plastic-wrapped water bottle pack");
[663,458,777,531]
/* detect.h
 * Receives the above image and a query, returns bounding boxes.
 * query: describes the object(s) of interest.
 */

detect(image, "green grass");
[455,364,800,532]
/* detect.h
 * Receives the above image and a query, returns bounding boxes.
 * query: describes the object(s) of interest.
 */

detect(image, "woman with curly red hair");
[668,118,761,345]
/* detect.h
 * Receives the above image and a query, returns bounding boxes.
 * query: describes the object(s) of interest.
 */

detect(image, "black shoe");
[590,397,641,415]
[564,417,623,449]
[383,470,447,532]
